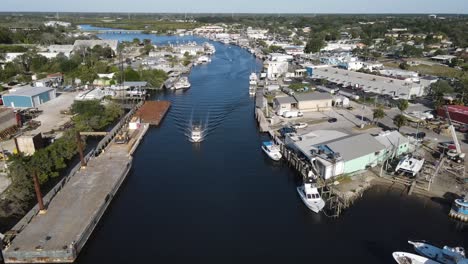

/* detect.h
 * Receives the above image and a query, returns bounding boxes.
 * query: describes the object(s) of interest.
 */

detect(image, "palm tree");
[373,107,385,124]
[393,114,407,131]
[397,100,409,113]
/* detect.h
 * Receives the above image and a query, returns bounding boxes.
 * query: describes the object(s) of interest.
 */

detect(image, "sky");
[1,0,468,14]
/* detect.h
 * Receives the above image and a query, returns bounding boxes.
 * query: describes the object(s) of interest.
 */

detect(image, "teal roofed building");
[3,86,57,108]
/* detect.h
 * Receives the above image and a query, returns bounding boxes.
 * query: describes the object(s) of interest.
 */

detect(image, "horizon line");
[0,11,467,15]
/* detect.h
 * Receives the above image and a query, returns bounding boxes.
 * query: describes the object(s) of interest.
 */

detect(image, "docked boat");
[249,85,256,96]
[249,72,258,82]
[395,155,425,177]
[409,241,466,264]
[392,252,441,264]
[261,141,282,161]
[197,55,211,64]
[449,195,468,222]
[190,125,203,143]
[173,77,191,90]
[297,178,325,213]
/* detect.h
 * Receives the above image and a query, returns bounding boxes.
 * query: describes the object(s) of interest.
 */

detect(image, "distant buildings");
[73,39,119,53]
[44,21,72,28]
[193,25,224,34]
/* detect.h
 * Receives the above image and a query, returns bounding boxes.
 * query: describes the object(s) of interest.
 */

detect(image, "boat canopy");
[262,141,274,147]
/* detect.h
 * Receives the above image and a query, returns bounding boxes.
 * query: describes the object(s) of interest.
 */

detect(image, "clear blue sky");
[1,0,468,14]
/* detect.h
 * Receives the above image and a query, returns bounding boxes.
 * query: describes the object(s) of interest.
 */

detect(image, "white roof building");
[44,21,72,28]
[48,45,74,56]
[73,39,119,52]
[310,67,425,99]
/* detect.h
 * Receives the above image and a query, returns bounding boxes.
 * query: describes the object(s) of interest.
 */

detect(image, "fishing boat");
[261,141,282,161]
[173,77,191,90]
[296,178,325,213]
[449,194,468,222]
[408,241,466,264]
[190,125,203,143]
[392,252,441,264]
[249,85,256,96]
[394,155,425,177]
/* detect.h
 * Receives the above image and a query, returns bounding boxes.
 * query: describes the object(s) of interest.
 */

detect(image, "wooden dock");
[134,101,171,126]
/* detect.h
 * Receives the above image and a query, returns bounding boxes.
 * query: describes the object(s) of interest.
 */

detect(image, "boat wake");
[184,111,209,143]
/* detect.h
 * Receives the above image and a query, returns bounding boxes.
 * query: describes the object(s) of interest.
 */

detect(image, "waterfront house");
[374,131,410,159]
[286,130,386,179]
[293,92,333,112]
[73,39,119,53]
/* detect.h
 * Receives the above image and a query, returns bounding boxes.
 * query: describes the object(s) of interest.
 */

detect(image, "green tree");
[393,114,407,131]
[397,100,409,113]
[373,107,385,123]
[399,62,410,70]
[304,36,324,53]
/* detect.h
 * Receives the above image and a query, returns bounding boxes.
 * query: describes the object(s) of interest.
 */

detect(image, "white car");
[292,122,308,129]
[283,111,304,118]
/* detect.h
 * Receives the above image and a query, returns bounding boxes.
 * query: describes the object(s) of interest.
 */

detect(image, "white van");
[283,111,303,118]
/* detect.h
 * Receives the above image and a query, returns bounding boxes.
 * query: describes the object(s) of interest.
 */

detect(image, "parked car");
[346,106,354,110]
[292,122,308,129]
[283,111,303,118]
[279,126,296,137]
[328,118,338,123]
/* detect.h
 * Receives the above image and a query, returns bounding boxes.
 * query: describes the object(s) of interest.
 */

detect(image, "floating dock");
[135,101,171,126]
[2,123,150,263]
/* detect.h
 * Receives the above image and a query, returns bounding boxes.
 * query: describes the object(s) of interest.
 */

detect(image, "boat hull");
[409,241,465,264]
[261,146,281,161]
[296,186,325,213]
[393,252,441,264]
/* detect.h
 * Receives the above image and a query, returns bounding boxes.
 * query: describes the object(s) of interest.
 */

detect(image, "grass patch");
[410,64,465,79]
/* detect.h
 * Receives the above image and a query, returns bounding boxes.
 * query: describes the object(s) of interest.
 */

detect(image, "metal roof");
[374,131,409,150]
[274,96,297,104]
[5,86,54,97]
[326,133,385,161]
[123,81,148,87]
[294,92,333,102]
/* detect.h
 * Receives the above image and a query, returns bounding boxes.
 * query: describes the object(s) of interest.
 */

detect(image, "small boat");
[261,141,282,161]
[449,195,468,222]
[392,252,441,264]
[249,85,256,96]
[190,125,203,143]
[409,241,466,264]
[249,72,258,82]
[296,178,325,213]
[395,155,425,177]
[197,55,211,64]
[173,77,191,90]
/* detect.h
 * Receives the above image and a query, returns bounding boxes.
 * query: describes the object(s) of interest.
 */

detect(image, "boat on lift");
[261,141,282,161]
[296,178,325,213]
[173,77,191,90]
[392,252,441,264]
[394,155,425,177]
[408,241,466,264]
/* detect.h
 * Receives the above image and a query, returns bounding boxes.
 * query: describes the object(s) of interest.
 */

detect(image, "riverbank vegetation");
[0,100,123,220]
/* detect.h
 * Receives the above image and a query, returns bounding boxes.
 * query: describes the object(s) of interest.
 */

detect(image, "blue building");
[3,86,57,108]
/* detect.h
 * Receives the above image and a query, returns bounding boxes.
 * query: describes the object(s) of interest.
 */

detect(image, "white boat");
[190,125,203,143]
[409,241,466,264]
[249,72,258,82]
[296,179,325,213]
[197,55,211,64]
[249,85,256,96]
[261,141,282,161]
[392,252,441,264]
[173,77,191,90]
[395,155,425,177]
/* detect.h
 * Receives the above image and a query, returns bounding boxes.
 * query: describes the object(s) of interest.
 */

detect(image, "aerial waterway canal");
[76,31,466,263]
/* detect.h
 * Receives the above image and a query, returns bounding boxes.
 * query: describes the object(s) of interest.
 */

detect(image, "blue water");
[74,32,467,264]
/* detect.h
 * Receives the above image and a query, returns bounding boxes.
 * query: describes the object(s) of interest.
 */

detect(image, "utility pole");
[33,171,46,213]
[76,131,86,167]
